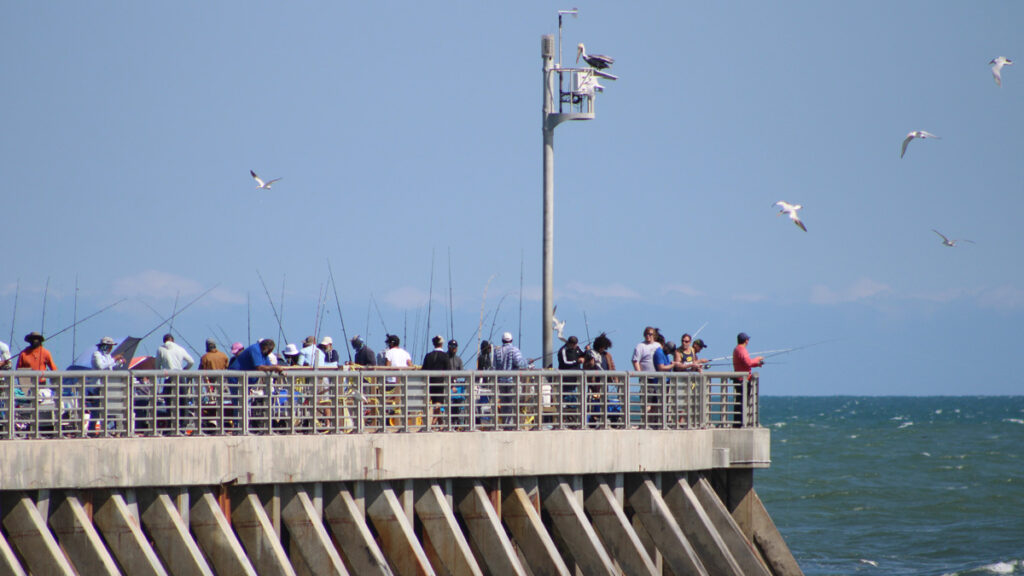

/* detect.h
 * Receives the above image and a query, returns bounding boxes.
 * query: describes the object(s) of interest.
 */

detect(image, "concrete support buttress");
[663,476,744,576]
[540,477,617,576]
[690,477,771,576]
[0,526,26,576]
[189,489,258,576]
[1,494,75,575]
[415,482,483,576]
[501,481,571,576]
[49,493,121,575]
[141,491,214,576]
[627,476,709,576]
[232,489,297,576]
[366,481,436,576]
[323,484,393,576]
[742,489,805,576]
[456,481,526,576]
[281,485,349,576]
[583,476,658,576]
[94,492,168,576]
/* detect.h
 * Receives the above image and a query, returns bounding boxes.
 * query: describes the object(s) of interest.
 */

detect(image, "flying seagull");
[576,43,614,70]
[250,170,282,190]
[932,229,974,247]
[552,305,567,342]
[900,131,940,159]
[774,201,807,232]
[990,56,1013,86]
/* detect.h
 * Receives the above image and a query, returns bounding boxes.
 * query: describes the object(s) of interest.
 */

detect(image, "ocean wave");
[1004,418,1024,425]
[898,421,914,429]
[941,560,1023,575]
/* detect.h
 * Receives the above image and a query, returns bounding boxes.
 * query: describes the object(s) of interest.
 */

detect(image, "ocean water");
[757,397,1024,576]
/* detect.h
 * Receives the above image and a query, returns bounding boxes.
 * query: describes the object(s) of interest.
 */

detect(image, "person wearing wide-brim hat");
[17,332,56,372]
[92,336,122,370]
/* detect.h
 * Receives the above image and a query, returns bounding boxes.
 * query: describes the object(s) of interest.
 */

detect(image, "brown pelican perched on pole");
[576,43,614,70]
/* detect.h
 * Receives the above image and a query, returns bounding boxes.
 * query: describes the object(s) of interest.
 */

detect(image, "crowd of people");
[0,327,766,376]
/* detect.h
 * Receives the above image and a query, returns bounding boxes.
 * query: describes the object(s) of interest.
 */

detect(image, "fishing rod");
[41,298,129,344]
[8,279,18,349]
[488,292,511,343]
[693,321,708,338]
[139,300,203,359]
[137,284,220,342]
[370,294,388,335]
[217,325,233,350]
[326,259,353,363]
[279,275,286,348]
[40,276,50,334]
[448,248,455,341]
[426,248,435,345]
[72,275,79,361]
[168,291,180,334]
[517,252,524,347]
[477,274,496,364]
[207,324,229,353]
[583,310,592,344]
[256,270,288,345]
[246,292,252,345]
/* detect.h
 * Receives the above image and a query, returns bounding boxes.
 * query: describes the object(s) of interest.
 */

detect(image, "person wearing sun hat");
[17,332,56,372]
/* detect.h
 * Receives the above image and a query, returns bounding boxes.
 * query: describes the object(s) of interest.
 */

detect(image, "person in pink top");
[732,332,763,373]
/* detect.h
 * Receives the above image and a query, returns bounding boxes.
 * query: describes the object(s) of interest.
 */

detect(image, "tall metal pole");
[542,34,555,368]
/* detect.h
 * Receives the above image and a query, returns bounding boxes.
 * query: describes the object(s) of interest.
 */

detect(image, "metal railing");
[0,370,759,439]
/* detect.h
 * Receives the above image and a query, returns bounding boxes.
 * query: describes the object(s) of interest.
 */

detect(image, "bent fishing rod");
[327,259,353,363]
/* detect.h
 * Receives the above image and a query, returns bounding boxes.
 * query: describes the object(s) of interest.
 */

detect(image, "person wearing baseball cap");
[732,332,764,373]
[446,339,463,370]
[318,336,339,368]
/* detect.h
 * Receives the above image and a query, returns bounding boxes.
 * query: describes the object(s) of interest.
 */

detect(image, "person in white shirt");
[632,327,661,372]
[155,333,195,370]
[0,340,10,369]
[91,336,122,370]
[384,334,412,367]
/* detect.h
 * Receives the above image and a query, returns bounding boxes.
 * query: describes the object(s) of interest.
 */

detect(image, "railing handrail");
[0,369,759,439]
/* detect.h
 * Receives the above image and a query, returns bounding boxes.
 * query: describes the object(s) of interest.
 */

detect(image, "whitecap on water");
[980,560,1017,574]
[1004,418,1024,425]
[921,452,931,457]
[849,434,858,439]
[935,409,943,414]
[858,558,878,567]
[898,421,914,429]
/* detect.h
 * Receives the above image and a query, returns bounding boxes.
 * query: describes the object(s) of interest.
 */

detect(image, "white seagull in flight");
[990,56,1013,86]
[774,201,807,232]
[250,170,282,190]
[900,131,940,159]
[552,305,567,342]
[932,229,974,247]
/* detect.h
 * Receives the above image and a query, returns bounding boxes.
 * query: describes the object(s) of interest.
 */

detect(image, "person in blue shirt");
[235,340,285,374]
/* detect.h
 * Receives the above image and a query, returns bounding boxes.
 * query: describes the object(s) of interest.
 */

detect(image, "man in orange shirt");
[17,332,56,372]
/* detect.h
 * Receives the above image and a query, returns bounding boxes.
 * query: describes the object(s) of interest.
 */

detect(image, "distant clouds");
[563,281,641,300]
[811,278,891,305]
[112,270,244,305]
[811,279,1024,310]
[661,284,704,298]
[975,286,1024,311]
[378,286,430,309]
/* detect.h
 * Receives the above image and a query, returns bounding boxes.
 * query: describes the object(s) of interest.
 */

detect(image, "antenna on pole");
[557,8,578,69]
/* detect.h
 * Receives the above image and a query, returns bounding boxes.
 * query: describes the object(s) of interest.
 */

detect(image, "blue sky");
[2,2,1022,395]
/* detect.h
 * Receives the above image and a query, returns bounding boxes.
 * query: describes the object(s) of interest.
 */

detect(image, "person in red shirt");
[732,332,763,373]
[16,332,56,372]
[729,332,763,427]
